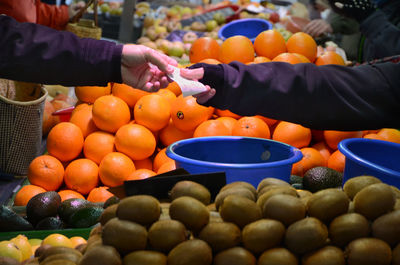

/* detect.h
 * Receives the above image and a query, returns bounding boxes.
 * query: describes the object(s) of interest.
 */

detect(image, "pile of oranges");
[15,30,400,207]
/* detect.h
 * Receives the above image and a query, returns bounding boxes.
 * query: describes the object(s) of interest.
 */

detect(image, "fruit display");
[3,175,400,264]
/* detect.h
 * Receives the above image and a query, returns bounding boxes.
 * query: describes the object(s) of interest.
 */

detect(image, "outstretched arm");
[182,61,400,130]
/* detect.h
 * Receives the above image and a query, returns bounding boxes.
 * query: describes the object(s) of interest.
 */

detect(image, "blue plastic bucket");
[166,136,302,187]
[338,138,400,187]
[218,18,273,42]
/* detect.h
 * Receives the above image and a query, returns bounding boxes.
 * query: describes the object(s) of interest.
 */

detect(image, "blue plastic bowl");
[166,136,302,187]
[338,138,400,187]
[218,18,273,42]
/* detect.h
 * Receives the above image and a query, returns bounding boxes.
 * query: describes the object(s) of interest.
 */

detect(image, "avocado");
[68,206,103,228]
[103,196,120,209]
[303,167,343,193]
[35,216,65,230]
[0,205,33,232]
[26,191,61,225]
[289,175,303,185]
[58,198,92,223]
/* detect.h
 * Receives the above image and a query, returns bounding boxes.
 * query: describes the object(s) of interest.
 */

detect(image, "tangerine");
[199,58,222,64]
[155,89,177,106]
[28,155,64,191]
[87,186,114,203]
[112,82,149,108]
[315,51,345,66]
[75,83,111,104]
[64,158,99,195]
[134,94,171,132]
[42,234,73,248]
[153,148,174,172]
[286,32,318,62]
[127,169,157,180]
[83,131,116,165]
[363,133,385,141]
[69,103,98,138]
[254,29,287,60]
[311,141,331,166]
[272,53,302,64]
[292,53,311,63]
[189,37,220,63]
[159,119,194,147]
[232,116,270,139]
[292,147,325,176]
[272,121,311,148]
[216,116,237,134]
[14,185,46,206]
[193,119,231,137]
[133,157,153,170]
[327,149,346,172]
[219,35,255,64]
[99,152,135,187]
[157,160,176,174]
[92,95,131,133]
[377,128,400,143]
[253,56,272,64]
[58,190,85,201]
[324,130,363,149]
[165,81,182,96]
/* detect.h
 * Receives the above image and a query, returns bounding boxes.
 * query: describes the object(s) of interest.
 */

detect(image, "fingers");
[180,68,205,80]
[194,86,215,104]
[144,48,175,74]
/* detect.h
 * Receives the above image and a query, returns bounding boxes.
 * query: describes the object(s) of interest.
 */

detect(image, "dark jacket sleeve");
[0,15,123,86]
[194,61,400,131]
[361,10,400,61]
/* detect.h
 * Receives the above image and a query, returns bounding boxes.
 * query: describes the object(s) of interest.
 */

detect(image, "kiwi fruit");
[75,244,87,254]
[215,188,255,210]
[285,217,328,255]
[242,219,285,254]
[345,238,391,265]
[89,225,102,237]
[258,248,298,265]
[41,253,81,264]
[167,239,212,265]
[198,222,241,253]
[169,196,209,232]
[21,257,39,265]
[329,213,370,248]
[302,246,345,265]
[263,194,306,226]
[392,244,400,265]
[391,186,400,199]
[220,182,257,198]
[35,244,52,257]
[100,204,118,226]
[148,219,188,252]
[257,178,290,192]
[372,210,400,247]
[123,250,167,265]
[306,188,350,223]
[102,217,147,254]
[353,183,395,220]
[85,234,102,252]
[38,246,82,262]
[343,176,381,200]
[169,181,211,205]
[219,195,262,228]
[117,195,160,226]
[257,187,298,210]
[207,203,216,212]
[103,196,120,209]
[297,189,312,198]
[39,260,76,265]
[258,185,297,199]
[79,245,122,265]
[0,256,23,265]
[213,247,256,265]
[395,199,400,211]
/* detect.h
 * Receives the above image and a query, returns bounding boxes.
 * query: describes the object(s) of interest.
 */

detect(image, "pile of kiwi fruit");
[28,176,400,265]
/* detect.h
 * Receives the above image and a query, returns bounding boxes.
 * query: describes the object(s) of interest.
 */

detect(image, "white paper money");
[168,66,207,97]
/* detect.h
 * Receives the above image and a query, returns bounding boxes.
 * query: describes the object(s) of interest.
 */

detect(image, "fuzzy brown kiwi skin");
[345,238,392,265]
[258,248,298,265]
[372,210,400,247]
[329,213,370,248]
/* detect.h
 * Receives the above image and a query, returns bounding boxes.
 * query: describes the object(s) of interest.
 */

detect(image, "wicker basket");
[66,0,102,40]
[0,80,47,176]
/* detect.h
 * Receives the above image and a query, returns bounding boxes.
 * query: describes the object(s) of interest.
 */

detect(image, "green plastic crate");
[0,227,92,241]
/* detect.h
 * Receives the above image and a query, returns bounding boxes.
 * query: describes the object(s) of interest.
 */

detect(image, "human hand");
[68,1,85,19]
[180,68,215,104]
[303,19,333,37]
[327,0,376,22]
[121,44,177,92]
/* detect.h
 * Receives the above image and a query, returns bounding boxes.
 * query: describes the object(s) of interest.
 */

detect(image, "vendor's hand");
[68,1,85,19]
[180,68,216,104]
[121,44,177,92]
[303,19,333,37]
[328,0,376,22]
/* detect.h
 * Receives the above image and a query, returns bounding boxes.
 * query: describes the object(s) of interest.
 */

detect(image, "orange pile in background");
[21,29,398,205]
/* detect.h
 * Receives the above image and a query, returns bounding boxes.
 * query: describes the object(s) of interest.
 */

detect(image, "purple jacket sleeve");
[0,15,123,86]
[194,61,400,130]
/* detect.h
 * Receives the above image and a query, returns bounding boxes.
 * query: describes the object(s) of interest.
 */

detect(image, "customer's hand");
[303,19,333,37]
[328,0,376,22]
[180,67,215,104]
[121,44,177,91]
[68,1,85,19]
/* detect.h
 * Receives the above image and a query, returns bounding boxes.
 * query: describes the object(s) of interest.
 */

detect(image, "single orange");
[232,116,270,139]
[83,131,116,165]
[64,158,99,195]
[189,37,220,63]
[272,53,302,64]
[272,121,311,148]
[219,35,255,64]
[214,109,242,119]
[216,116,237,134]
[153,148,174,172]
[99,152,136,187]
[254,30,287,60]
[159,119,194,147]
[92,95,131,133]
[193,120,231,137]
[75,83,112,104]
[315,51,345,66]
[324,130,363,150]
[286,32,318,62]
[292,53,311,63]
[133,157,153,170]
[292,147,325,176]
[155,89,177,106]
[87,186,114,203]
[115,124,156,161]
[377,128,400,144]
[253,56,272,64]
[112,83,149,108]
[28,155,64,191]
[58,190,85,202]
[47,122,84,162]
[327,149,346,172]
[157,160,177,174]
[363,133,385,141]
[165,82,182,96]
[14,185,46,206]
[134,94,171,132]
[311,141,331,166]
[171,95,211,132]
[199,58,222,64]
[127,169,157,180]
[69,103,98,138]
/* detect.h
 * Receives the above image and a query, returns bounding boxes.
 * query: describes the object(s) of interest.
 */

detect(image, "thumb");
[145,48,175,74]
[180,68,205,80]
